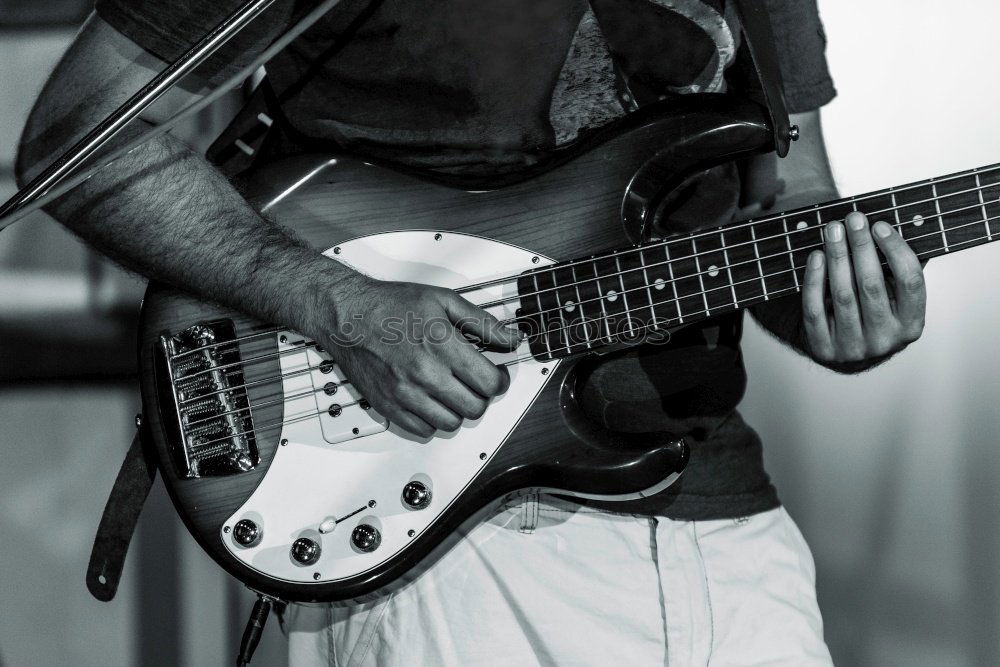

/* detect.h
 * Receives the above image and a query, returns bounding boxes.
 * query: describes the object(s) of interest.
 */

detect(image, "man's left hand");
[802,211,926,366]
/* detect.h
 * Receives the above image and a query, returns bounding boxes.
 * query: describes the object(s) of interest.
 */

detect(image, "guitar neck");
[519,162,1000,361]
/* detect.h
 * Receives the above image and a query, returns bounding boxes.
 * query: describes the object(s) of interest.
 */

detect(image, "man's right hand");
[18,14,519,441]
[307,275,523,438]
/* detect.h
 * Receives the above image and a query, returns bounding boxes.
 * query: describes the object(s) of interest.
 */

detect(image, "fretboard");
[517,162,1000,361]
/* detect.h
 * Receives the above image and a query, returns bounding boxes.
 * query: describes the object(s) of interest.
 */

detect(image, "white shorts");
[285,495,832,666]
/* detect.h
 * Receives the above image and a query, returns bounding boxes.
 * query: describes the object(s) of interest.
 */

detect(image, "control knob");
[291,537,321,565]
[351,524,382,553]
[402,481,432,509]
[232,519,262,547]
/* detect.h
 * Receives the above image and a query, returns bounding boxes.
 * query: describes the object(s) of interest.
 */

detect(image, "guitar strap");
[85,0,794,604]
[86,420,157,601]
[731,0,794,157]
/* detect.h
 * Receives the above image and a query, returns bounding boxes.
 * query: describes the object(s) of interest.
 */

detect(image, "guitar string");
[475,187,999,309]
[523,226,994,360]
[179,364,346,405]
[198,227,974,444]
[454,166,1000,295]
[170,327,283,360]
[179,225,995,445]
[166,189,998,364]
[180,339,317,379]
[188,396,368,451]
[166,179,1000,362]
[184,382,347,429]
[174,213,998,405]
[497,207,996,328]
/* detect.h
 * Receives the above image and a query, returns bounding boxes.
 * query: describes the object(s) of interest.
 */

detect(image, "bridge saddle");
[159,320,258,478]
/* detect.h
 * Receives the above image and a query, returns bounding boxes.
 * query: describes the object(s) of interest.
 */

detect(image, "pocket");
[780,507,818,585]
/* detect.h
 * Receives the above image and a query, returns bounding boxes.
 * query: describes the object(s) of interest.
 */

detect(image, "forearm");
[16,112,354,336]
[13,12,366,337]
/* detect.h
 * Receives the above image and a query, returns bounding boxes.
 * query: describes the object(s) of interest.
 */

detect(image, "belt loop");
[518,492,539,534]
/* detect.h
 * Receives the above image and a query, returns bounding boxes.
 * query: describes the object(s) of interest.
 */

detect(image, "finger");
[824,221,864,355]
[872,220,926,332]
[441,291,522,352]
[391,408,437,439]
[802,250,834,360]
[844,212,893,334]
[425,373,490,420]
[404,391,465,433]
[450,338,512,398]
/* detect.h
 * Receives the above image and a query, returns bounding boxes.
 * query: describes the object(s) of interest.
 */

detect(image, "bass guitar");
[138,95,1000,602]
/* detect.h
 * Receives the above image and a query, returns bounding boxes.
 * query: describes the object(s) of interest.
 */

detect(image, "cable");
[236,594,273,666]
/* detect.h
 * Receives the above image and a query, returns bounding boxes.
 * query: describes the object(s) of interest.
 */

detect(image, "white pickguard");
[221,231,557,584]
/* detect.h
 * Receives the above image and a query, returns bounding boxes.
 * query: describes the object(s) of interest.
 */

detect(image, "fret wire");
[592,259,614,341]
[549,267,572,354]
[815,207,826,242]
[890,190,901,227]
[515,212,999,331]
[505,190,994,310]
[569,264,593,350]
[531,272,553,359]
[638,247,660,325]
[719,229,738,307]
[511,196,992,324]
[461,166,1000,298]
[750,222,768,300]
[613,253,637,336]
[691,238,711,316]
[781,217,799,290]
[526,224,997,360]
[931,181,949,252]
[663,243,684,323]
[975,171,992,240]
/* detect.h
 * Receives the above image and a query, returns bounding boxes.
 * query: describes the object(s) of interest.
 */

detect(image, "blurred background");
[0,1,998,665]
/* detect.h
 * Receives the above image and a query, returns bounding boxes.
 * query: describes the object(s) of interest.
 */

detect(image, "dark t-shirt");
[96,0,836,520]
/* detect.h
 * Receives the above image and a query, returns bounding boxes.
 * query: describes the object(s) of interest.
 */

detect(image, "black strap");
[86,421,157,602]
[731,0,794,157]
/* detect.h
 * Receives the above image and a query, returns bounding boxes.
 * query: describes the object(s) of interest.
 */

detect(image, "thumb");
[442,291,523,352]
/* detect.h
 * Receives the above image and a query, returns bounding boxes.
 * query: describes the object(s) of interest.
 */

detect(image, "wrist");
[283,251,373,337]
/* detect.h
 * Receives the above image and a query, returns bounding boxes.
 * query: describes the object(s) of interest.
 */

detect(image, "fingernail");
[808,251,824,268]
[873,221,892,238]
[827,222,843,242]
[847,212,866,231]
[505,326,525,340]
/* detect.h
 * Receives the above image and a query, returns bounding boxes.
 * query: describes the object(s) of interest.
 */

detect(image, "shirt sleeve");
[764,0,837,113]
[94,0,296,86]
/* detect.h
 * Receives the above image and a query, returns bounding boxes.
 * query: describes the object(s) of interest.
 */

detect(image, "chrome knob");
[290,537,321,565]
[233,519,262,547]
[402,481,432,509]
[351,524,381,553]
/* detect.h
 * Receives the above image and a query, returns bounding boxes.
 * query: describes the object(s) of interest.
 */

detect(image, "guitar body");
[137,95,775,602]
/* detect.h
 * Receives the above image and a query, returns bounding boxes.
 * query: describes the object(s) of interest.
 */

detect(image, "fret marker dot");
[913,215,924,227]
[708,265,720,277]
[654,278,666,290]
[606,290,618,302]
[796,221,808,230]
[563,300,576,313]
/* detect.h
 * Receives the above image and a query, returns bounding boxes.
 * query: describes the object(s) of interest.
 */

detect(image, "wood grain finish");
[137,94,774,601]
